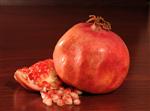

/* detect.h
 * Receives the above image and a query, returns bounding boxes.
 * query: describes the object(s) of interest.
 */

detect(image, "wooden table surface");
[0,6,149,111]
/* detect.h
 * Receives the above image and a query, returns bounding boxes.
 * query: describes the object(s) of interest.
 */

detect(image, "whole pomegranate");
[53,15,130,94]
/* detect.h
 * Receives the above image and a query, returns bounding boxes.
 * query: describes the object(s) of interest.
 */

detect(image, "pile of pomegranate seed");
[40,85,82,106]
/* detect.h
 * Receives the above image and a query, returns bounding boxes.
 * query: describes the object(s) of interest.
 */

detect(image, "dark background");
[0,0,148,6]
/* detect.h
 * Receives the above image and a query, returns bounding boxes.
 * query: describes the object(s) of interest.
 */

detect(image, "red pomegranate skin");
[53,23,130,94]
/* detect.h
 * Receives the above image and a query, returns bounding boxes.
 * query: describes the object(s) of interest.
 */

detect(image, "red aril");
[53,15,130,94]
[14,59,62,91]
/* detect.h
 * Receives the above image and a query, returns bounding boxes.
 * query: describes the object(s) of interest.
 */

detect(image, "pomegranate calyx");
[86,15,111,31]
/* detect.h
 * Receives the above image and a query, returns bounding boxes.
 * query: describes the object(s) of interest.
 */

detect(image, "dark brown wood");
[0,5,149,111]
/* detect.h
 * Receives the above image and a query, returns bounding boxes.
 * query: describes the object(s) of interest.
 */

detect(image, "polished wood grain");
[0,5,149,111]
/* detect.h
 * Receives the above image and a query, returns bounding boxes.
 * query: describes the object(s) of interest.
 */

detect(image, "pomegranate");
[14,59,62,91]
[53,15,130,94]
[14,59,82,106]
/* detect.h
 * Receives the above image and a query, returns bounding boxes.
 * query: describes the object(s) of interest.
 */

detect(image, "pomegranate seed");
[73,99,81,105]
[42,87,47,92]
[56,99,65,106]
[56,89,64,96]
[70,92,79,99]
[53,89,58,94]
[43,97,52,106]
[59,87,64,91]
[62,95,73,105]
[28,73,33,80]
[20,67,29,73]
[42,81,51,88]
[51,94,60,103]
[40,92,47,99]
[64,88,71,95]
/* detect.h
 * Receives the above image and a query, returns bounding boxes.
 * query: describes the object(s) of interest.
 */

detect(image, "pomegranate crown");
[86,15,111,31]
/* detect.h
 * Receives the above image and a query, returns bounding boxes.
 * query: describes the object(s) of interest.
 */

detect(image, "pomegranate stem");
[86,15,111,31]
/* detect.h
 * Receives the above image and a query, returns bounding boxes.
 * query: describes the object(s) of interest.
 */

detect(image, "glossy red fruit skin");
[53,23,130,94]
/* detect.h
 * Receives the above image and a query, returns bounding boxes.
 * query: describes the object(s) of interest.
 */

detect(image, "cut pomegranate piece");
[14,59,62,91]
